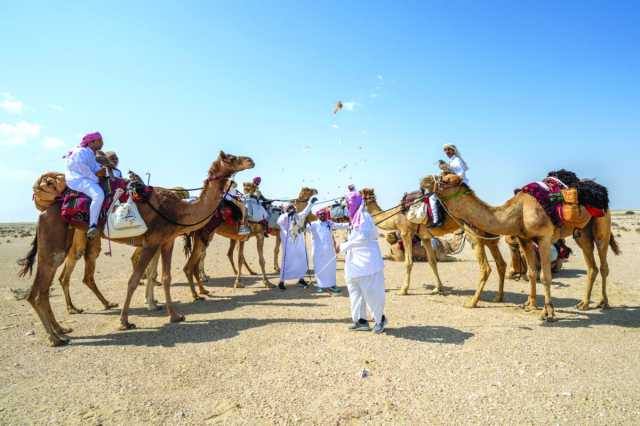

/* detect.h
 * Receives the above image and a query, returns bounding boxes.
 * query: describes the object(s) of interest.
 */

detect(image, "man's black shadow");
[386,325,473,344]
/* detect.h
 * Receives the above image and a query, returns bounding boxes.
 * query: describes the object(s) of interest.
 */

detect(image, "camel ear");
[219,150,227,160]
[442,173,463,186]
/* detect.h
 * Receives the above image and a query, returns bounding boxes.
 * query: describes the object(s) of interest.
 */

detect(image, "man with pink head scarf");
[64,132,106,239]
[339,185,387,333]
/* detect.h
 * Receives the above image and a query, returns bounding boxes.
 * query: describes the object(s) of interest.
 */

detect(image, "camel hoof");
[170,315,185,323]
[119,322,137,331]
[264,282,275,289]
[68,307,84,315]
[147,305,161,311]
[59,327,73,334]
[48,336,69,347]
[522,303,538,312]
[193,295,204,301]
[104,302,119,310]
[492,294,504,303]
[397,289,409,296]
[234,282,245,289]
[463,302,477,309]
[430,287,445,296]
[576,301,590,311]
[596,301,610,310]
[198,289,210,296]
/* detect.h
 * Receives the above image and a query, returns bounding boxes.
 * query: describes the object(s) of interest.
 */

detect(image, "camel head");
[210,151,255,179]
[360,188,377,204]
[243,182,257,194]
[298,187,318,201]
[420,173,463,196]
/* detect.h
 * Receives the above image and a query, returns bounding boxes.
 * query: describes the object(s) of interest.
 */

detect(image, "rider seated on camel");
[224,180,251,235]
[427,143,470,228]
[243,178,271,237]
[64,132,109,240]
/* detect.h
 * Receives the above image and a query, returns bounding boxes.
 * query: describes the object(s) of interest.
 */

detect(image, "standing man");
[340,188,387,334]
[64,132,107,240]
[277,197,317,290]
[307,207,349,294]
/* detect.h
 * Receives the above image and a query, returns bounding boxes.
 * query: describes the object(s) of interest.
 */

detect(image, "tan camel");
[57,187,191,314]
[360,188,506,308]
[18,151,254,346]
[420,173,620,321]
[182,187,318,294]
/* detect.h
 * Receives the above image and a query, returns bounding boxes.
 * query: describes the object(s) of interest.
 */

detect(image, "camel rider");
[64,132,108,240]
[428,144,470,228]
[103,151,123,178]
[307,207,349,294]
[251,176,271,205]
[277,196,317,290]
[224,181,251,235]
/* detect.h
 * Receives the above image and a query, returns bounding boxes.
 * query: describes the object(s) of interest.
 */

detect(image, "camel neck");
[443,191,521,236]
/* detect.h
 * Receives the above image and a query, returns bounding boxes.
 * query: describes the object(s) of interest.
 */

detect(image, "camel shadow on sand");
[386,326,473,344]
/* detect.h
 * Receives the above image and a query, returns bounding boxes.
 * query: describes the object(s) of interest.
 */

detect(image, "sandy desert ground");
[0,213,639,425]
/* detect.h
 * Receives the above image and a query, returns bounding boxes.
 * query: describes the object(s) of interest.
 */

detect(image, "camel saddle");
[60,177,129,227]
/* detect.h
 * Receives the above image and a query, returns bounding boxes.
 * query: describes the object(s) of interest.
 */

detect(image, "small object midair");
[333,101,343,114]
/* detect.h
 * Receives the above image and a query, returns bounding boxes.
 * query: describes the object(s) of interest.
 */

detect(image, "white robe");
[307,220,349,288]
[448,155,469,185]
[64,146,104,226]
[277,202,314,281]
[339,212,386,324]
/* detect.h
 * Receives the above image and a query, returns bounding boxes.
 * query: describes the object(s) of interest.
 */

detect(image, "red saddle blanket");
[61,178,128,227]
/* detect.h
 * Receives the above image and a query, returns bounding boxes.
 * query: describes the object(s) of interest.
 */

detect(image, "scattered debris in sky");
[333,101,343,114]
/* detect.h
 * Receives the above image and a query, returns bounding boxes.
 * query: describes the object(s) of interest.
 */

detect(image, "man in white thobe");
[428,143,470,228]
[340,189,387,334]
[64,132,107,240]
[277,197,317,290]
[307,208,349,294]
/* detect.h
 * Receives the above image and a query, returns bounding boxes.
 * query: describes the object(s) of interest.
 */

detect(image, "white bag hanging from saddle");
[407,200,428,224]
[106,188,148,239]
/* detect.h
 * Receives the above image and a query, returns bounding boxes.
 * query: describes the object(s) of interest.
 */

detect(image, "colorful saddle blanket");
[516,179,564,226]
[61,178,128,227]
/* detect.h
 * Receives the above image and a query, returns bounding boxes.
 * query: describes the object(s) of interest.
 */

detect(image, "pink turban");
[80,132,102,147]
[253,176,262,185]
[345,190,364,229]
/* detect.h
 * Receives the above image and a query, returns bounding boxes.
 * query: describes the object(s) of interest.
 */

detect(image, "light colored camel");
[18,151,254,346]
[360,188,506,308]
[182,187,318,293]
[420,173,620,321]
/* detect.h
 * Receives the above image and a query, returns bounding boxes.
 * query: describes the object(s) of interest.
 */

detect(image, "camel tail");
[17,235,38,277]
[183,234,193,258]
[609,234,621,256]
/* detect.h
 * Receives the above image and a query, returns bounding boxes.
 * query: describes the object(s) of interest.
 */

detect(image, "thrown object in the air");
[333,101,343,114]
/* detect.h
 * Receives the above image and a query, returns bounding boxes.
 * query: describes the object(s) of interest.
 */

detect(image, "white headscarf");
[443,144,469,171]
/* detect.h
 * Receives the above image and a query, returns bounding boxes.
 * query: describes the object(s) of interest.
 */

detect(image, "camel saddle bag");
[105,188,148,239]
[561,188,590,229]
[407,199,428,224]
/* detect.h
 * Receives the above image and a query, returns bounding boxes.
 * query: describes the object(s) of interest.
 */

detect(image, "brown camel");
[183,187,318,294]
[360,188,506,308]
[57,187,191,314]
[18,151,254,346]
[420,173,620,321]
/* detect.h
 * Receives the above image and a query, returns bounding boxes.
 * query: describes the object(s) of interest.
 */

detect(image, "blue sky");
[1,1,638,222]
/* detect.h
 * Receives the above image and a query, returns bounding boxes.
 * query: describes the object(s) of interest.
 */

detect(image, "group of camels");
[18,150,619,346]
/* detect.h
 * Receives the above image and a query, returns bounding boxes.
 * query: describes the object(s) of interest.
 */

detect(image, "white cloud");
[377,74,383,80]
[0,120,41,146]
[331,124,339,129]
[369,93,378,99]
[42,136,65,150]
[342,101,357,111]
[0,93,24,114]
[48,104,64,112]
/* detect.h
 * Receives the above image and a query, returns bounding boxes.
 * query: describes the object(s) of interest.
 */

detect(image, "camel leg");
[193,239,210,296]
[488,240,507,302]
[423,238,445,295]
[256,234,274,288]
[518,238,539,311]
[59,251,84,314]
[575,226,598,310]
[398,231,414,295]
[243,257,258,276]
[234,241,245,288]
[182,240,201,300]
[593,218,611,309]
[119,246,156,330]
[537,236,556,321]
[198,251,210,282]
[464,240,491,308]
[274,233,281,272]
[145,249,162,310]
[158,241,184,323]
[227,239,238,275]
[82,237,118,310]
